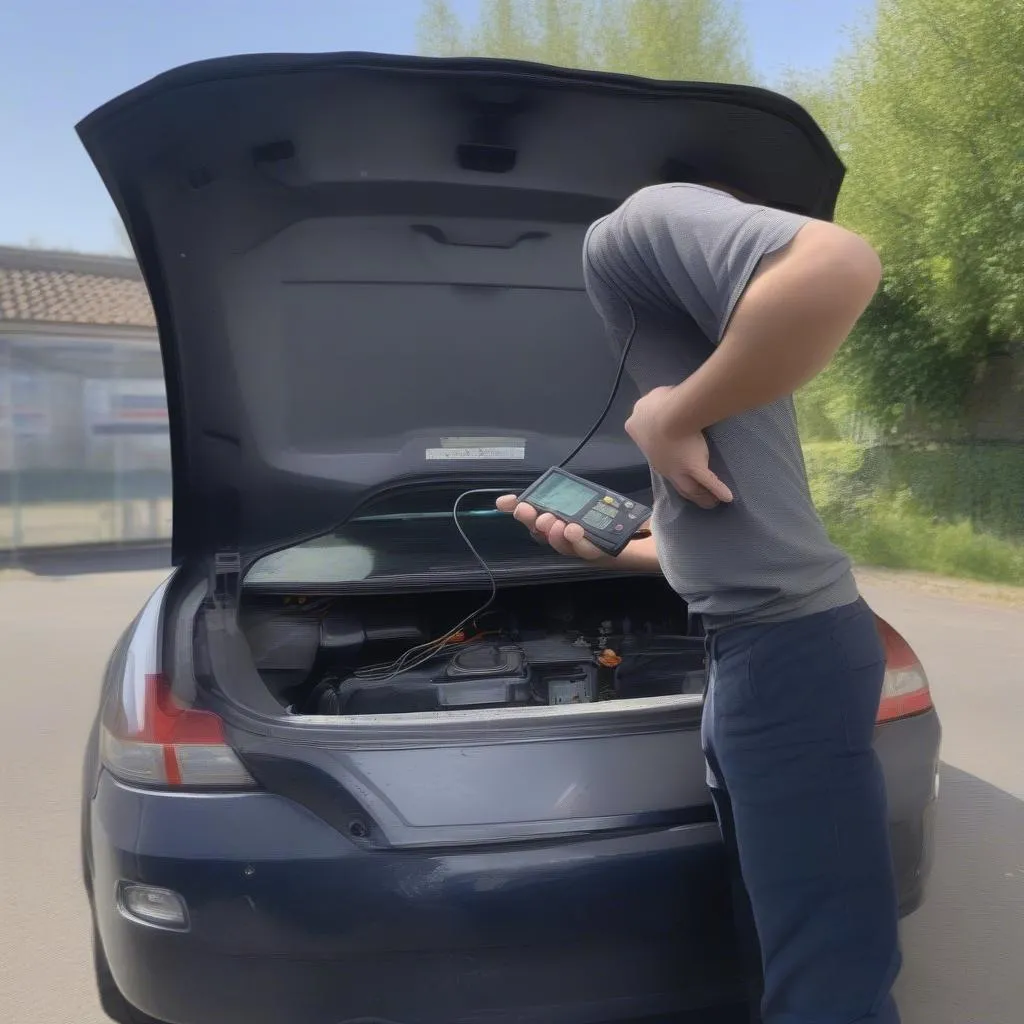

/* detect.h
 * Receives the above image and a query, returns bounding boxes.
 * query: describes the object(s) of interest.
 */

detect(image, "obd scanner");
[516,467,652,557]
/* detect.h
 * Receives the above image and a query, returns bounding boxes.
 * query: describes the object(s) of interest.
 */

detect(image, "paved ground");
[856,576,1024,1024]
[0,499,172,549]
[0,567,1021,1024]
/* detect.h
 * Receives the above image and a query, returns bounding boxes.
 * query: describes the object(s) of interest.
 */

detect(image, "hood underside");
[77,52,844,564]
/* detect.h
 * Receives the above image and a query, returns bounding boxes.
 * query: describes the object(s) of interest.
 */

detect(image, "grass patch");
[802,441,1024,586]
[822,494,1024,586]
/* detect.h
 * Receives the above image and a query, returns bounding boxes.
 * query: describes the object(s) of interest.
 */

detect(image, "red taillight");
[875,616,933,723]
[100,582,255,790]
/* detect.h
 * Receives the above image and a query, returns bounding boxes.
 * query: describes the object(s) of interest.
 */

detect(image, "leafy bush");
[823,491,1024,586]
[865,444,1024,540]
[804,441,1024,585]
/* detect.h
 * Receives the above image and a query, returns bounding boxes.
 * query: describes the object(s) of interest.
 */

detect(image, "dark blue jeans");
[702,598,902,1024]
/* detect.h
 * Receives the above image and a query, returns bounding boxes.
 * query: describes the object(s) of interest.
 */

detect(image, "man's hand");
[624,387,734,509]
[495,496,664,574]
[494,495,608,560]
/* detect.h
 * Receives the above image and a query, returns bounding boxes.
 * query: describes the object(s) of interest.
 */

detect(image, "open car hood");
[77,52,843,565]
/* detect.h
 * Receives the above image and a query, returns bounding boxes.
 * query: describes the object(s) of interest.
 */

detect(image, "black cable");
[352,488,507,682]
[368,301,640,681]
[557,301,638,468]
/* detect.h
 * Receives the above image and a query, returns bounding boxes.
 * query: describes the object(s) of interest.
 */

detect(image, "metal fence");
[0,333,171,552]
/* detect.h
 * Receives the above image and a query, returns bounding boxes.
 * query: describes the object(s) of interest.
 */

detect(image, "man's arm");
[654,220,882,434]
[609,532,661,573]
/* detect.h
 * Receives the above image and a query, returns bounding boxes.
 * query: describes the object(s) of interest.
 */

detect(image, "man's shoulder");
[583,184,755,325]
[593,183,728,226]
[592,183,751,253]
[622,182,744,218]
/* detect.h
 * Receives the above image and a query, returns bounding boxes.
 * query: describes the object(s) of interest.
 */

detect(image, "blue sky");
[0,0,871,253]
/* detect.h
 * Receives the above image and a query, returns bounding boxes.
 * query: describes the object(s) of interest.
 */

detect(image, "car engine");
[239,578,708,716]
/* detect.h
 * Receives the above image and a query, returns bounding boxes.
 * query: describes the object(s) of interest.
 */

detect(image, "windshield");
[243,507,566,589]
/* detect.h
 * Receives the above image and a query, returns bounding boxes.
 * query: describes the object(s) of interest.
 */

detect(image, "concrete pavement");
[0,567,1021,1024]
[856,575,1024,1024]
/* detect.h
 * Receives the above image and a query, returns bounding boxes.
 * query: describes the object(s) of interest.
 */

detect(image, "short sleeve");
[586,184,811,344]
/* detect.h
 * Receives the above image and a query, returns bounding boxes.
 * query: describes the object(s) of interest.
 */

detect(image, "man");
[496,183,901,1024]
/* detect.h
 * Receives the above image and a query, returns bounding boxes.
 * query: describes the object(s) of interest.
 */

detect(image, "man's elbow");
[768,222,883,368]
[828,225,883,304]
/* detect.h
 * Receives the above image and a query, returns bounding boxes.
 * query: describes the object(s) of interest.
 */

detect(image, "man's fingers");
[672,476,720,510]
[692,467,734,504]
[544,519,578,557]
[512,502,539,531]
[537,511,565,535]
[495,496,544,532]
[494,495,603,560]
[562,522,605,560]
[537,519,604,560]
[687,490,719,510]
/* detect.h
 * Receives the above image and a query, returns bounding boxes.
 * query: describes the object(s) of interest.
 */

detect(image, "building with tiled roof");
[0,246,156,329]
[0,247,169,539]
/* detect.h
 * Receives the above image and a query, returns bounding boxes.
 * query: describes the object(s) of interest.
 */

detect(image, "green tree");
[417,1,464,56]
[472,0,539,60]
[418,0,753,83]
[601,0,751,82]
[823,0,1024,426]
[777,69,849,150]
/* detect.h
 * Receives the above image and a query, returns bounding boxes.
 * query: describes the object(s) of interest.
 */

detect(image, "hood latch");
[210,550,241,612]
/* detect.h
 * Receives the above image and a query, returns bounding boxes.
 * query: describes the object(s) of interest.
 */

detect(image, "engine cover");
[331,643,532,715]
[445,645,526,680]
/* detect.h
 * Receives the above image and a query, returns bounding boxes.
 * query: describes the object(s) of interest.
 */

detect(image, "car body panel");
[84,581,939,1023]
[76,51,843,563]
[87,710,938,1024]
[90,773,741,1024]
[230,701,713,849]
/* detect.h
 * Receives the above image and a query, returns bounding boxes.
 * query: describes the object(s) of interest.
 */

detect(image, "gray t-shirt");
[583,183,858,628]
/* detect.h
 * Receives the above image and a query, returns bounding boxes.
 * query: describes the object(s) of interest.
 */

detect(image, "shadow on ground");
[895,762,1024,1024]
[1,541,171,577]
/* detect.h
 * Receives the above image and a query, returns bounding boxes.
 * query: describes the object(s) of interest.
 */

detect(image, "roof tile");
[0,248,155,329]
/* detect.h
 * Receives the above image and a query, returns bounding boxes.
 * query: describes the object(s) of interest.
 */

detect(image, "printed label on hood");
[426,436,526,461]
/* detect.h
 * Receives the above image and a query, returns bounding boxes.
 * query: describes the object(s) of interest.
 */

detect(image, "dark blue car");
[79,52,941,1024]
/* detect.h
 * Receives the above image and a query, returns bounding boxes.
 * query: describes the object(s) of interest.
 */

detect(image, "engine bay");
[239,577,708,716]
